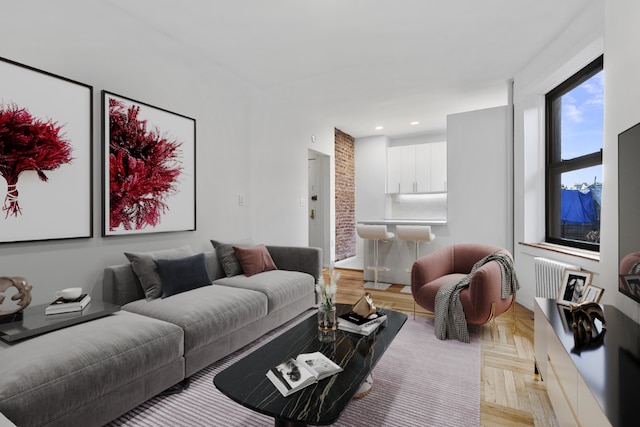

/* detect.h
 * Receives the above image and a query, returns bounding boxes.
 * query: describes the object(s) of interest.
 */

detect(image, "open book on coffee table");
[266,351,343,397]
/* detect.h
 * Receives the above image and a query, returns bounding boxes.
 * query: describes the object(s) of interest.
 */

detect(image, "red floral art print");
[109,98,183,231]
[0,103,73,218]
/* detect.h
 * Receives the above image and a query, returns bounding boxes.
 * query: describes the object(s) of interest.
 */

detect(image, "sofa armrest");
[266,245,323,283]
[103,264,145,306]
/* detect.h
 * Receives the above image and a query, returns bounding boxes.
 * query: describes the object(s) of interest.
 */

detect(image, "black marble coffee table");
[213,304,407,426]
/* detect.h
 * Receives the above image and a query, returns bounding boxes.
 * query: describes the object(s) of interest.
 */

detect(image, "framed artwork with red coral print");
[102,91,196,236]
[0,57,93,243]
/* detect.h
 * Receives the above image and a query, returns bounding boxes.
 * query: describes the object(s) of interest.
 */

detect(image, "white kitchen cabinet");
[386,146,403,194]
[387,142,446,193]
[429,141,447,191]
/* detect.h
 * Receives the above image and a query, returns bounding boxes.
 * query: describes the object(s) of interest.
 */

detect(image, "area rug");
[108,313,480,427]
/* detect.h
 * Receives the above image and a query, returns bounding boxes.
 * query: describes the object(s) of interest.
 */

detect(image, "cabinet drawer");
[545,358,578,427]
[577,374,611,427]
[547,328,578,423]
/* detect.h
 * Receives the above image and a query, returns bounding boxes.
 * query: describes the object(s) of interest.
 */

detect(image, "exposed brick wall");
[335,128,356,261]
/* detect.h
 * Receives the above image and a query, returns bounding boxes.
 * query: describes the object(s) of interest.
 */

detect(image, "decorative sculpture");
[570,301,606,354]
[0,276,32,323]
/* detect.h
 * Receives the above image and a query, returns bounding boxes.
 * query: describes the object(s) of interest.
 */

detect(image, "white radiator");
[534,257,580,299]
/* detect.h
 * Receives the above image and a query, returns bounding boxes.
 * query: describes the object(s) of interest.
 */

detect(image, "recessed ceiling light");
[375,126,383,130]
[410,121,419,125]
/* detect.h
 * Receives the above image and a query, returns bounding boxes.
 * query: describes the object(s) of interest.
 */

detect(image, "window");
[545,55,603,251]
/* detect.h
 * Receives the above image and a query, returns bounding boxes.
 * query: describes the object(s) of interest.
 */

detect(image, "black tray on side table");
[0,300,120,343]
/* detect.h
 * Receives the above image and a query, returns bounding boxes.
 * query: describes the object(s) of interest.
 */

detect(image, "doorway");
[308,149,330,267]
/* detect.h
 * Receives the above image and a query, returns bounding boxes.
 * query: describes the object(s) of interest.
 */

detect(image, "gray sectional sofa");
[0,244,321,427]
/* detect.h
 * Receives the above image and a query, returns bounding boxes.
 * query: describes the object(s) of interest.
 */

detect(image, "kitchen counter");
[358,219,447,225]
[356,220,444,285]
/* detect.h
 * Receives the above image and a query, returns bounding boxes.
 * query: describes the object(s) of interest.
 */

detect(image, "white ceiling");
[106,1,590,138]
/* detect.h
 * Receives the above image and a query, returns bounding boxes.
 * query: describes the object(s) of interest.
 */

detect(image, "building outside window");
[545,55,603,251]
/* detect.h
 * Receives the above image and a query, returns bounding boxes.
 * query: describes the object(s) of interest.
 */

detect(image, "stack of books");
[338,310,387,336]
[266,351,343,397]
[45,294,91,315]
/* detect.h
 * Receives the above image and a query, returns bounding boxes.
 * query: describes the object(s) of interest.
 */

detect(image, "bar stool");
[396,225,435,317]
[396,225,436,272]
[356,224,395,290]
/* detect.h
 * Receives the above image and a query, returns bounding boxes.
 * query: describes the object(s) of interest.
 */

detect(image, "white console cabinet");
[534,298,640,427]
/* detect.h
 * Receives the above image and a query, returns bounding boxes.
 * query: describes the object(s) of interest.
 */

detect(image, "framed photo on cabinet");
[579,284,605,304]
[102,91,196,236]
[0,57,93,243]
[557,269,592,306]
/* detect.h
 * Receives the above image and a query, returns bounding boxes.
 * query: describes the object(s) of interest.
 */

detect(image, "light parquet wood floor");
[326,268,559,427]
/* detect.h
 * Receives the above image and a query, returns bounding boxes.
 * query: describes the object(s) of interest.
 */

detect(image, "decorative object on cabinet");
[102,91,196,236]
[569,301,606,354]
[0,276,32,323]
[557,269,592,306]
[0,57,93,244]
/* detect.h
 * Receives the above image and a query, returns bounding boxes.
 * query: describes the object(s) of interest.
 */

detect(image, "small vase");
[318,305,337,342]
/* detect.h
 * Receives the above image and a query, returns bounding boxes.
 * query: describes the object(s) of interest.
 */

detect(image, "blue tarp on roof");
[561,189,597,223]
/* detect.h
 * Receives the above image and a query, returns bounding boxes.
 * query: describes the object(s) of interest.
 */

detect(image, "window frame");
[545,55,603,252]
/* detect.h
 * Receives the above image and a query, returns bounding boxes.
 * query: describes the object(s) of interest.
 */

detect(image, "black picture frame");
[0,57,93,243]
[102,91,196,236]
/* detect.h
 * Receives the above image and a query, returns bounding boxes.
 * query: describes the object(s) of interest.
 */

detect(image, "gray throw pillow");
[125,245,193,301]
[155,253,212,298]
[211,240,245,277]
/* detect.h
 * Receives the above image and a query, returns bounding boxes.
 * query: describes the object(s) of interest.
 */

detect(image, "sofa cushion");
[233,244,277,277]
[0,311,184,427]
[213,270,314,312]
[211,240,244,277]
[123,285,267,355]
[156,253,212,298]
[125,245,193,301]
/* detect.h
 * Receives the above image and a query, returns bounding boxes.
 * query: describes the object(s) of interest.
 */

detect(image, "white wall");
[354,135,389,259]
[512,1,605,311]
[446,106,510,248]
[605,0,640,322]
[0,3,334,306]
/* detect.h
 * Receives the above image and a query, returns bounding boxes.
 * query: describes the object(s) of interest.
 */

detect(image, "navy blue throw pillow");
[155,253,212,298]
